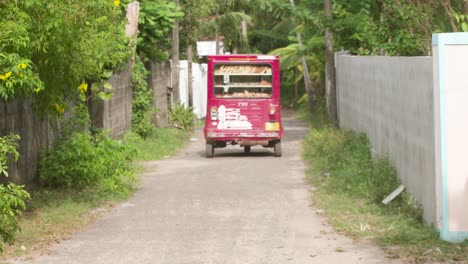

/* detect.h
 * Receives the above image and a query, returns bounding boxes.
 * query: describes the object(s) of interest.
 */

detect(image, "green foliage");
[0,55,45,100]
[267,0,468,112]
[0,4,45,100]
[249,29,290,54]
[304,128,402,204]
[125,128,190,161]
[327,0,467,56]
[0,134,30,254]
[134,109,158,140]
[179,0,217,53]
[122,0,184,61]
[40,103,136,194]
[303,108,468,262]
[0,134,20,177]
[0,0,132,114]
[131,57,156,138]
[454,13,468,32]
[214,12,253,53]
[168,104,196,131]
[0,183,30,254]
[40,129,136,194]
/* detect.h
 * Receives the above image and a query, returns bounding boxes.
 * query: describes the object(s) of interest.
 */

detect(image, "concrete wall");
[0,64,134,184]
[91,66,133,138]
[0,100,53,184]
[147,60,207,127]
[148,61,171,127]
[336,55,436,224]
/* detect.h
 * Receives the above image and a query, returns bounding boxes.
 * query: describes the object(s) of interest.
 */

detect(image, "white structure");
[196,41,224,57]
[178,60,208,119]
[433,33,468,243]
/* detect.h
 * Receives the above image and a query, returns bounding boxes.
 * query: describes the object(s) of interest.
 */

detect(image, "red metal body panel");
[204,55,284,143]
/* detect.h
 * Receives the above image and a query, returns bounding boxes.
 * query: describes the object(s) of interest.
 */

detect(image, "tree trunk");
[294,67,299,104]
[241,19,248,53]
[171,0,180,105]
[289,0,314,112]
[125,1,140,69]
[325,0,337,127]
[215,25,220,55]
[439,0,458,32]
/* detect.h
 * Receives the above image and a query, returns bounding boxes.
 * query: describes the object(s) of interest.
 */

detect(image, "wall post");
[432,32,468,243]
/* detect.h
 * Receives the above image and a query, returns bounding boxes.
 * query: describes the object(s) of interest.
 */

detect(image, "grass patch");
[125,128,191,161]
[303,105,468,263]
[1,128,190,260]
[2,189,126,259]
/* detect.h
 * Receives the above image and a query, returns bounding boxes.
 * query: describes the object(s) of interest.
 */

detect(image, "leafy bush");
[302,109,468,263]
[0,183,30,254]
[0,134,30,253]
[134,109,158,139]
[0,0,131,115]
[131,56,156,138]
[0,134,20,177]
[40,130,136,194]
[169,104,196,131]
[40,103,136,194]
[122,0,184,61]
[0,5,45,101]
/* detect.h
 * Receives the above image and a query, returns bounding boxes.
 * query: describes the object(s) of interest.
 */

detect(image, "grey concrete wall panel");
[336,55,435,224]
[91,64,133,138]
[0,100,52,184]
[149,61,170,128]
[2,64,133,184]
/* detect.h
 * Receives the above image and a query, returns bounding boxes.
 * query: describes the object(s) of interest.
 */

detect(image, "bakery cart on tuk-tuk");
[203,54,284,158]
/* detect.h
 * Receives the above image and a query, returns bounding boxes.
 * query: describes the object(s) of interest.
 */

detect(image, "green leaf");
[103,82,112,90]
[97,91,112,101]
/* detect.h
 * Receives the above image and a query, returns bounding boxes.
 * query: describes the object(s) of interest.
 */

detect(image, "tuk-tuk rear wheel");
[244,146,251,153]
[274,141,282,157]
[206,143,214,158]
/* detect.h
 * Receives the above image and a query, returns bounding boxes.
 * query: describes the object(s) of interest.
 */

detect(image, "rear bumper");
[205,130,281,141]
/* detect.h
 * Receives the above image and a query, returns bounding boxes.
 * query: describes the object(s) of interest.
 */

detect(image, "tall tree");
[324,0,337,126]
[129,0,183,61]
[171,0,180,104]
[289,0,314,112]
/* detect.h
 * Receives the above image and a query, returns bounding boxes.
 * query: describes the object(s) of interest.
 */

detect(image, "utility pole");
[187,45,193,107]
[325,0,337,127]
[289,0,314,112]
[187,3,193,107]
[171,0,180,105]
[215,7,220,55]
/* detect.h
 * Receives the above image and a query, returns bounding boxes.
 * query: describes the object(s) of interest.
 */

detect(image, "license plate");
[265,122,280,131]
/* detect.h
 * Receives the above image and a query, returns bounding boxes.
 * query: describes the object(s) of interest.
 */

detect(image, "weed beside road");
[301,106,467,263]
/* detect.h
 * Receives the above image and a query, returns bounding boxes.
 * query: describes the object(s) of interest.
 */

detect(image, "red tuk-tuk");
[204,54,284,158]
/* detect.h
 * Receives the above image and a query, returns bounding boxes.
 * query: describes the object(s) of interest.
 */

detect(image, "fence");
[90,64,133,138]
[0,100,53,184]
[336,55,435,224]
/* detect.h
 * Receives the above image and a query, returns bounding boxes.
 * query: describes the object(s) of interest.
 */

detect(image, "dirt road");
[10,111,402,264]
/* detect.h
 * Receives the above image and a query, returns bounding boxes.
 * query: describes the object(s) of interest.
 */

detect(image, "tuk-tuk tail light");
[210,107,218,121]
[269,104,276,115]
